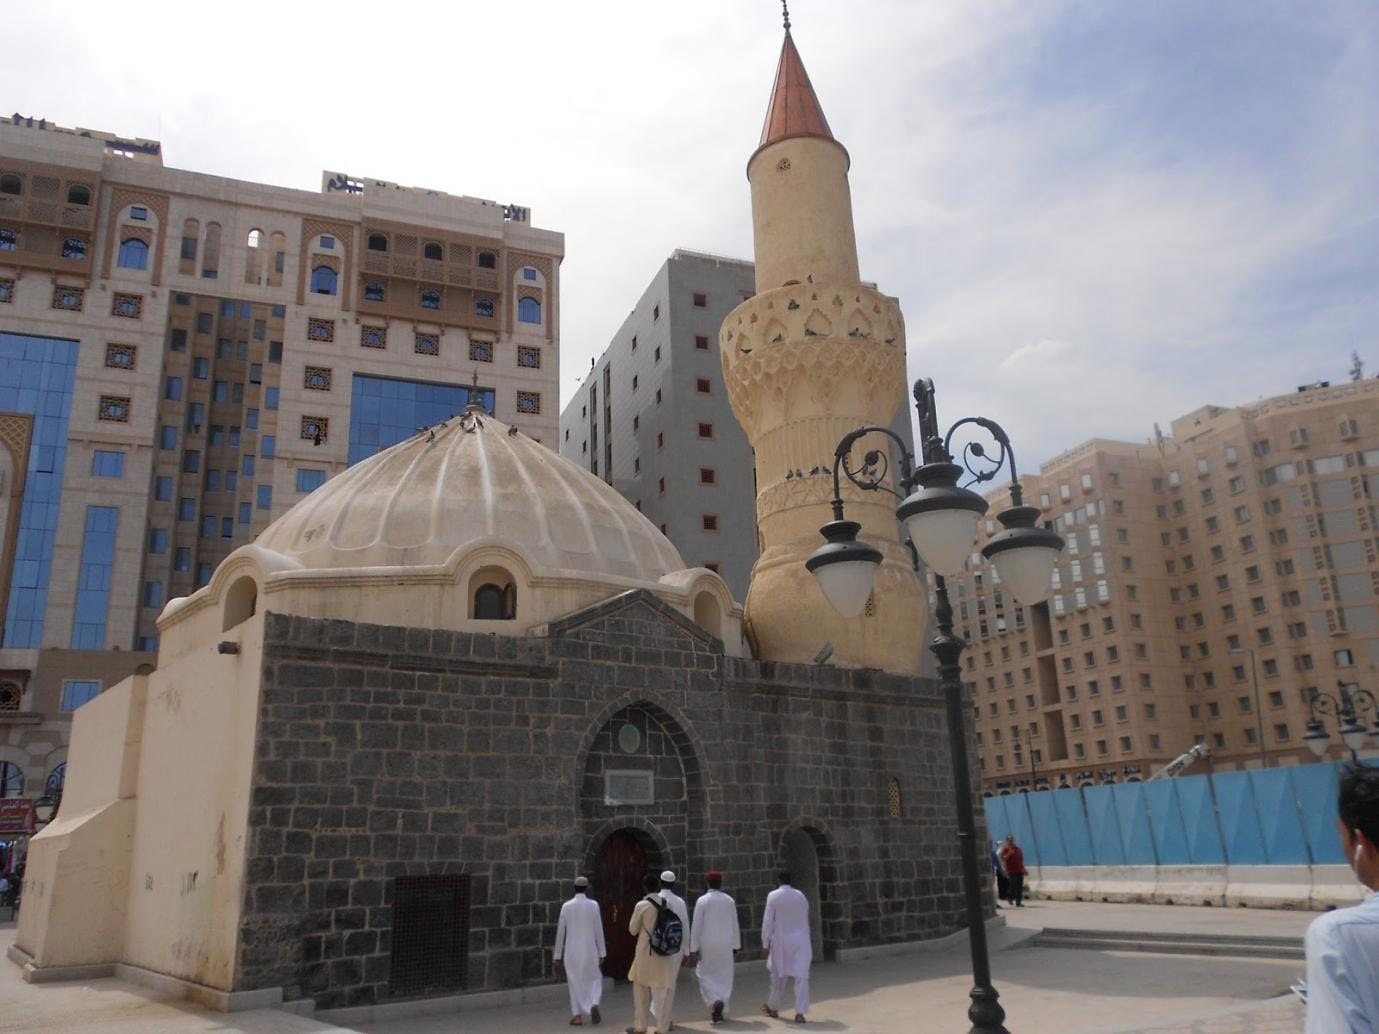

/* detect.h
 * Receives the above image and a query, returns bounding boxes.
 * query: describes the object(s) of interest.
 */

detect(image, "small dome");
[256,408,685,581]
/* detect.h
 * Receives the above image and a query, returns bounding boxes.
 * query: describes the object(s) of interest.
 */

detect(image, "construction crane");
[1147,743,1210,781]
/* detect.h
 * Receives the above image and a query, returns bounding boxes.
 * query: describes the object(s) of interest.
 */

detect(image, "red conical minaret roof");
[758,30,835,151]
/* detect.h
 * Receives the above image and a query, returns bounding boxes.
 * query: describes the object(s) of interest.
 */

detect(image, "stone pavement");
[0,904,1315,1033]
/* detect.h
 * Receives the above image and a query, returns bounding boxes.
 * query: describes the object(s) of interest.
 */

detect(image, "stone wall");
[237,590,974,1008]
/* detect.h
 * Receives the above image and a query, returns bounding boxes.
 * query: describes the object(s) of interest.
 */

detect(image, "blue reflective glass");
[178,497,195,521]
[155,476,173,501]
[347,374,493,465]
[142,580,163,607]
[137,636,158,652]
[247,408,259,430]
[200,515,215,538]
[91,450,124,477]
[71,505,118,649]
[518,297,541,324]
[174,547,191,571]
[243,455,255,476]
[265,386,279,410]
[310,266,338,295]
[164,376,182,400]
[206,469,221,492]
[159,425,177,449]
[193,357,208,379]
[296,468,326,493]
[61,679,101,711]
[226,471,237,492]
[261,436,275,459]
[238,501,251,524]
[196,563,211,587]
[117,238,148,270]
[1,333,78,647]
[221,517,233,538]
[257,484,272,510]
[148,528,168,554]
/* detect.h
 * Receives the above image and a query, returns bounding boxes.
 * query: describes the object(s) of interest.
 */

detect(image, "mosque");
[12,21,975,1011]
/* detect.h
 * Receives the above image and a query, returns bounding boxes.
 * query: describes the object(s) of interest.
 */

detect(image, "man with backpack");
[627,872,680,1034]
[651,870,690,1033]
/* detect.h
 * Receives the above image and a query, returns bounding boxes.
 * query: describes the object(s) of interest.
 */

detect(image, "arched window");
[222,575,257,631]
[419,288,440,310]
[469,567,516,619]
[0,174,21,196]
[367,233,388,253]
[117,238,149,270]
[477,251,497,269]
[310,265,338,296]
[0,228,16,251]
[517,297,541,324]
[888,777,902,818]
[423,242,443,261]
[66,184,91,205]
[474,583,505,620]
[202,221,222,279]
[45,763,66,796]
[246,228,262,248]
[474,297,493,318]
[180,217,199,265]
[0,762,22,798]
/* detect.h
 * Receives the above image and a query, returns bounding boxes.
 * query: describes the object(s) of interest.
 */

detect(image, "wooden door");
[595,829,646,980]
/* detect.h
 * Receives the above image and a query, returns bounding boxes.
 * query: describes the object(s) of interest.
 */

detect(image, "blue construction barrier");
[981,760,1352,868]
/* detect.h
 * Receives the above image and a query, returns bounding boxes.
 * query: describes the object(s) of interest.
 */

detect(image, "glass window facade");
[91,450,124,477]
[257,484,273,510]
[61,679,101,711]
[71,505,118,649]
[297,468,326,493]
[348,374,495,465]
[0,333,79,647]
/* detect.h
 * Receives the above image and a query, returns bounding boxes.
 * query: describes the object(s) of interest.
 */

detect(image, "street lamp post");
[1230,646,1268,769]
[1303,681,1379,762]
[805,378,1063,1034]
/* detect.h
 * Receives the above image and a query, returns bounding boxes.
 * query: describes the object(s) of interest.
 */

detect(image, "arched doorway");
[780,828,823,958]
[593,828,659,980]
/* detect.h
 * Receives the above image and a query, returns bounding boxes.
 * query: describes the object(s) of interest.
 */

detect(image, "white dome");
[255,408,685,581]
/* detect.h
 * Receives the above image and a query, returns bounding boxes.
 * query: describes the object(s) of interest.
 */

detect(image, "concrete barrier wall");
[982,760,1368,909]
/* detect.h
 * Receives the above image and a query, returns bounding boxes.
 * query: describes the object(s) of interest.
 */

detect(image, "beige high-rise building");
[946,378,1379,794]
[0,115,561,841]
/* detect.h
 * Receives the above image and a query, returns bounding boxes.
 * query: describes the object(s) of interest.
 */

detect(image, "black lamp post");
[805,378,1063,1034]
[1303,681,1378,762]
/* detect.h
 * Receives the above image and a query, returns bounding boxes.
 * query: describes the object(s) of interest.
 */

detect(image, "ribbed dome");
[255,408,685,581]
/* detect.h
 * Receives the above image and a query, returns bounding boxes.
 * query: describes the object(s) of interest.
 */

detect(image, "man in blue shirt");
[1305,761,1379,1033]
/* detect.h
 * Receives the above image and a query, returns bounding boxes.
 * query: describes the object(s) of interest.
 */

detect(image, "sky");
[8,0,1375,468]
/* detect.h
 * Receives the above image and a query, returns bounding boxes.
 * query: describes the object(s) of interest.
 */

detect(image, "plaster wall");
[15,673,146,967]
[747,138,858,292]
[118,608,265,990]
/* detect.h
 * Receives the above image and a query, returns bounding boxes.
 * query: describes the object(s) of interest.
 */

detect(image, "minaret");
[721,18,928,674]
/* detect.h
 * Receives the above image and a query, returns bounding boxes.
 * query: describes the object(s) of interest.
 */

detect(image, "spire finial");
[782,0,791,33]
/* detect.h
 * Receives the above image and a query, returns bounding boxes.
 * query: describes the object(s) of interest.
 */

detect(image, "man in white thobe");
[688,870,740,1024]
[554,876,606,1026]
[761,870,812,1023]
[651,870,690,1033]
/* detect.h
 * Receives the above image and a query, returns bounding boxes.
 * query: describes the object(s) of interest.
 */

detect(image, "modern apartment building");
[559,250,758,600]
[0,115,562,825]
[947,377,1379,794]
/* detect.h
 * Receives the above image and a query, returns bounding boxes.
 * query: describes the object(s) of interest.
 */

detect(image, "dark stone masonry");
[236,590,980,1009]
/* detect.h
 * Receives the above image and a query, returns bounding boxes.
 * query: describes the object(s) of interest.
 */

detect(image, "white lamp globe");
[896,463,988,578]
[981,504,1064,606]
[805,520,882,618]
[1303,719,1330,758]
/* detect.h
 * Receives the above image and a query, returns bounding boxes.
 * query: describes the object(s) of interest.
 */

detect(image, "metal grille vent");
[389,874,471,997]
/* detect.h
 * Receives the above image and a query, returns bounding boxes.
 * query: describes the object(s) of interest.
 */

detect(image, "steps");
[1031,926,1304,961]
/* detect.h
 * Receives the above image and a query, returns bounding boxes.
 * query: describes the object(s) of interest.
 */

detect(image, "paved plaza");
[0,900,1317,1033]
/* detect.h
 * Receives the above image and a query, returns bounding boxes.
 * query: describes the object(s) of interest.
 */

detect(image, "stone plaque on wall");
[604,769,654,806]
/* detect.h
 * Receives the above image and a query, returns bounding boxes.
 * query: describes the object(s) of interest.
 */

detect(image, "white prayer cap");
[660,870,676,883]
[573,876,589,887]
